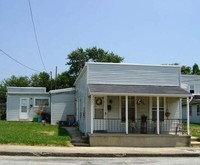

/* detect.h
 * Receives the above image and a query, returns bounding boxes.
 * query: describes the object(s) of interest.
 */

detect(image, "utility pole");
[55,66,57,89]
[50,71,52,90]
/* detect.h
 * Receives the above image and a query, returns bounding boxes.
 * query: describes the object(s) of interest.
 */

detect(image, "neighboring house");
[6,87,76,125]
[50,88,76,125]
[182,75,200,123]
[75,62,191,147]
[7,87,50,121]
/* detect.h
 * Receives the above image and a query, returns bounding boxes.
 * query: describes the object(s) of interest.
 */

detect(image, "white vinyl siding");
[181,75,200,94]
[51,91,75,125]
[6,96,20,121]
[75,69,88,134]
[88,63,180,86]
[183,104,200,123]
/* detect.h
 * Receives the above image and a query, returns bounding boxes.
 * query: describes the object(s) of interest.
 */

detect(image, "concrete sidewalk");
[0,145,200,157]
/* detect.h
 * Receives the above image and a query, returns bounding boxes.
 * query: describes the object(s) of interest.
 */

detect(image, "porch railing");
[93,118,187,135]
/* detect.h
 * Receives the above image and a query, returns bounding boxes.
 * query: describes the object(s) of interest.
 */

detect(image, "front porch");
[86,84,191,147]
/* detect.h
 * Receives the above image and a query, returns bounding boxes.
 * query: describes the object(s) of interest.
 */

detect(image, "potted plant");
[141,114,147,123]
[165,111,170,119]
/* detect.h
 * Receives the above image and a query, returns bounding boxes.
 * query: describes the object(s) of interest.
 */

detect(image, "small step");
[72,142,90,147]
[191,141,200,147]
[71,139,88,143]
[191,136,200,142]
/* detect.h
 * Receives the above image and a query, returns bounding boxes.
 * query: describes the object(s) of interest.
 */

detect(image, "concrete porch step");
[191,136,200,142]
[72,142,90,147]
[191,137,200,147]
[191,141,200,147]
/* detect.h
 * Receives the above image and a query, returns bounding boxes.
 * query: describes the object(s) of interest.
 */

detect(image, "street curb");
[0,152,200,157]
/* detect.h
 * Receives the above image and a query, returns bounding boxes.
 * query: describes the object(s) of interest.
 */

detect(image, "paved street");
[0,156,200,165]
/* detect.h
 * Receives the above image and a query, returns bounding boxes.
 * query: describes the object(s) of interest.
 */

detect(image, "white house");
[6,62,192,147]
[6,87,50,122]
[75,62,191,147]
[6,87,75,125]
[182,75,200,124]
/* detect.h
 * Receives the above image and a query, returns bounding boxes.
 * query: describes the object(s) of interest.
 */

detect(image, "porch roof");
[88,84,191,97]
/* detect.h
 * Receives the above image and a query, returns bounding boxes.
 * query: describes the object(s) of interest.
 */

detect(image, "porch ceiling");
[88,84,191,97]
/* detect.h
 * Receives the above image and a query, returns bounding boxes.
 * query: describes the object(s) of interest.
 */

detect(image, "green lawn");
[0,121,71,146]
[190,123,200,138]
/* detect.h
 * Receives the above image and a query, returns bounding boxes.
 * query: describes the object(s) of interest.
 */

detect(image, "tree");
[181,65,191,75]
[192,63,200,75]
[66,47,124,86]
[0,75,31,102]
[2,75,31,87]
[30,72,51,91]
[55,71,73,89]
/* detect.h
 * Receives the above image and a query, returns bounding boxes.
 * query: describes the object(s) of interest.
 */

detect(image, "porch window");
[121,96,135,122]
[197,105,200,116]
[152,97,164,121]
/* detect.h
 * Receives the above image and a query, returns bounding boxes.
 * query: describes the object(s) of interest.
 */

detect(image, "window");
[190,85,194,94]
[197,105,200,116]
[152,97,164,121]
[34,98,49,107]
[189,106,192,116]
[121,96,135,122]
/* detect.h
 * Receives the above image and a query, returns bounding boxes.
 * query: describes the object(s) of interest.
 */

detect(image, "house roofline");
[86,62,181,68]
[49,88,75,94]
[7,92,49,95]
[7,87,46,90]
[89,92,191,98]
[74,64,87,85]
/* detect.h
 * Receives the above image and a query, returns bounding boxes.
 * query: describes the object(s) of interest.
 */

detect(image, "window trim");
[189,105,192,116]
[152,97,165,121]
[197,105,200,116]
[34,97,49,107]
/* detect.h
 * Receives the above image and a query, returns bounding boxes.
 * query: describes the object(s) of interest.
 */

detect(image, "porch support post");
[91,95,94,134]
[125,95,128,134]
[186,97,190,135]
[157,96,160,135]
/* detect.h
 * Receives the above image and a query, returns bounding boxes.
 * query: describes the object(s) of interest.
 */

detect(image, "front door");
[94,97,106,131]
[19,98,29,120]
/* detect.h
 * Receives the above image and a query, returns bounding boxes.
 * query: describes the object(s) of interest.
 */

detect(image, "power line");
[0,48,40,72]
[28,0,46,71]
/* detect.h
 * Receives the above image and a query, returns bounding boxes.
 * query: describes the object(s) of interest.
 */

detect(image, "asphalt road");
[0,156,200,165]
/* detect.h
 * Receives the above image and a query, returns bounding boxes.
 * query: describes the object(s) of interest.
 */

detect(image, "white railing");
[93,118,187,134]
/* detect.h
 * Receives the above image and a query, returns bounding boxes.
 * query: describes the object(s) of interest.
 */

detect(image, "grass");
[190,123,200,138]
[0,121,71,146]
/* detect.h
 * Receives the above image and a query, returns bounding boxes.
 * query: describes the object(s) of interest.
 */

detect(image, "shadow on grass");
[58,127,70,137]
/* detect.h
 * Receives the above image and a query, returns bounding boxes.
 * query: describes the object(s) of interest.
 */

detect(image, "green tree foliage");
[181,65,192,75]
[2,75,30,87]
[55,71,72,89]
[30,72,51,91]
[66,47,124,85]
[181,63,200,75]
[192,63,200,75]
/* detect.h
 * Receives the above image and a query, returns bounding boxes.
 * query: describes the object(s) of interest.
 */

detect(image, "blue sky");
[0,0,200,81]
